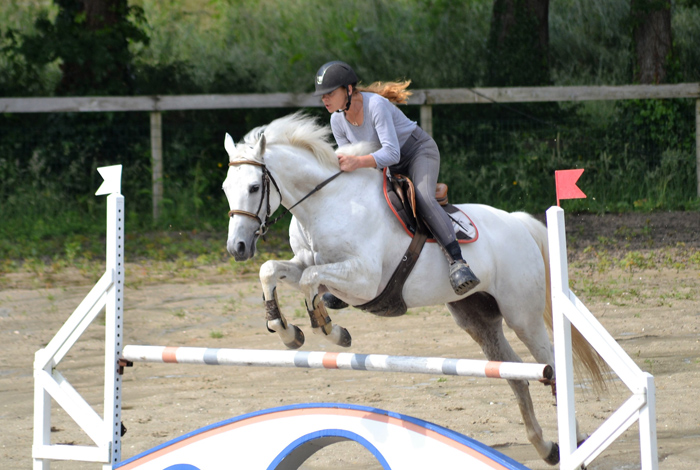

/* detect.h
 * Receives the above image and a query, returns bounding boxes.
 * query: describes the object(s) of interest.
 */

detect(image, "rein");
[227,159,342,239]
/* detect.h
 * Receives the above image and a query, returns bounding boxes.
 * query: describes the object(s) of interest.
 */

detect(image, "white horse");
[222,112,605,465]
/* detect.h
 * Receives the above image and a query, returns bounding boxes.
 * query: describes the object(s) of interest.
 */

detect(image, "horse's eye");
[249,184,261,194]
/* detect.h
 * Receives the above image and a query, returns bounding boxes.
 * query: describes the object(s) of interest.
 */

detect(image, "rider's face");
[321,87,348,113]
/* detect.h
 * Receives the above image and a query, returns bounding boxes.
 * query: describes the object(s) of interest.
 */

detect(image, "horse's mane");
[241,112,339,169]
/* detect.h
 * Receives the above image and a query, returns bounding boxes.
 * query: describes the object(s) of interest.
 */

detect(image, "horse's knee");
[259,260,277,283]
[299,267,320,294]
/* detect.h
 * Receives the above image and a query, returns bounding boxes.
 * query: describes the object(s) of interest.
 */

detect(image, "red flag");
[555,169,586,206]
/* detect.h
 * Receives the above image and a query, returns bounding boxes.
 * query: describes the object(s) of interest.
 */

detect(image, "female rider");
[313,60,480,296]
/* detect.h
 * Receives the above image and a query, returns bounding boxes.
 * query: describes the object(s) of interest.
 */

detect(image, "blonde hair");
[356,80,412,105]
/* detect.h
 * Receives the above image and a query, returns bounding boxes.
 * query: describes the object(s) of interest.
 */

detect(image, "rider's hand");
[337,154,376,172]
[337,154,359,172]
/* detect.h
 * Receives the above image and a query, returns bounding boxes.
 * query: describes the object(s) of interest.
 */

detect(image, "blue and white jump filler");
[116,403,530,470]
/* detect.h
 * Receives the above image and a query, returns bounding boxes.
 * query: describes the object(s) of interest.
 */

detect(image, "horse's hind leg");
[447,294,560,465]
[496,294,590,446]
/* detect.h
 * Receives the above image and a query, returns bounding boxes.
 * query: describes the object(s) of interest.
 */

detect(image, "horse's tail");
[513,212,609,394]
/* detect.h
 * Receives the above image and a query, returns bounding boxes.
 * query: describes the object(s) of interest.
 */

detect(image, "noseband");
[227,159,343,239]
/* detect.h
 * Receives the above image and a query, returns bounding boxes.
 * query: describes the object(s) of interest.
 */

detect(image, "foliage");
[549,0,632,85]
[673,2,700,82]
[486,0,551,87]
[0,0,698,263]
[5,0,149,96]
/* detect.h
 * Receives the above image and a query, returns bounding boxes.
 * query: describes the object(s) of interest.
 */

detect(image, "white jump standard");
[120,345,553,381]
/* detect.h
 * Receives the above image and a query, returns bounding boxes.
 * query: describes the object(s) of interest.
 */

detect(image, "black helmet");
[313,61,358,96]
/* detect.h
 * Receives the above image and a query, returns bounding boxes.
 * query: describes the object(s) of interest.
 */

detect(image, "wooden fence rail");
[2,83,698,218]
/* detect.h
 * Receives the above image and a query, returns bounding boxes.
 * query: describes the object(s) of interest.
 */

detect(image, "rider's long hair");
[356,80,412,105]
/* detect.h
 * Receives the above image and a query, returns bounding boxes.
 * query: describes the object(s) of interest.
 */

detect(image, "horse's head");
[222,132,281,261]
[223,112,340,261]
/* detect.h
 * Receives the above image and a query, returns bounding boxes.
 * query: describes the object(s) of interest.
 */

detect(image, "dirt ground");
[1,211,698,469]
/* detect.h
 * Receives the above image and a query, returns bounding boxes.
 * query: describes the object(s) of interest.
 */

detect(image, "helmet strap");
[344,86,353,112]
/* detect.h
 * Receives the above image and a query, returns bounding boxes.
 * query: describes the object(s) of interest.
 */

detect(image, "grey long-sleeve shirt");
[330,92,417,169]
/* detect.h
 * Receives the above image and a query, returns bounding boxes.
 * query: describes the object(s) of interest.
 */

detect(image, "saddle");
[384,171,477,243]
[353,171,478,317]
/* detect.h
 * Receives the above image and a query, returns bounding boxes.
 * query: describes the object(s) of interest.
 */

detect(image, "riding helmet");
[313,61,358,96]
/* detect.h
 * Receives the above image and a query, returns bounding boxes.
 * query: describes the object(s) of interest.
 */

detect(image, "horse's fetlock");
[267,318,286,333]
[312,326,329,336]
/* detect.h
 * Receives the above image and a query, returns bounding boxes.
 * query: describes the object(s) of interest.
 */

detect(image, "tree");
[486,0,550,87]
[16,0,148,96]
[630,0,673,84]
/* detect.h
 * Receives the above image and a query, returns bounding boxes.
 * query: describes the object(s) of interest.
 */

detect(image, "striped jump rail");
[120,345,553,381]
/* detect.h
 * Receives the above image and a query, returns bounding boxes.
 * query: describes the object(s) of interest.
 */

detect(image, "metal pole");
[150,112,163,221]
[121,345,553,381]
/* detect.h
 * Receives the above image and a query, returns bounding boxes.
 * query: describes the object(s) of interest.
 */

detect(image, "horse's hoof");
[334,325,352,348]
[544,442,560,466]
[322,324,352,347]
[282,324,305,349]
[322,293,349,310]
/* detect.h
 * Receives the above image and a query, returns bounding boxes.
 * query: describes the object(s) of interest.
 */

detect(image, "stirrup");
[449,260,480,295]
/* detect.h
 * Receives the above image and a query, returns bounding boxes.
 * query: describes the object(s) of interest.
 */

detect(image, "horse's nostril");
[236,241,246,256]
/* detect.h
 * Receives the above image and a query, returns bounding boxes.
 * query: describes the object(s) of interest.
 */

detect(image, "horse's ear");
[254,134,266,159]
[224,133,235,157]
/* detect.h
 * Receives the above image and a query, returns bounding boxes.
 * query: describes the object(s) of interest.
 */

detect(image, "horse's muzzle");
[227,238,255,261]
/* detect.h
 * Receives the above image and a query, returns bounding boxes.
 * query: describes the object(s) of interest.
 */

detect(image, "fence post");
[150,112,163,221]
[696,98,699,197]
[420,105,433,137]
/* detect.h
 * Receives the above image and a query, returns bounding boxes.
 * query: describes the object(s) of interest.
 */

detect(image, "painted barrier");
[115,403,530,470]
[121,345,553,381]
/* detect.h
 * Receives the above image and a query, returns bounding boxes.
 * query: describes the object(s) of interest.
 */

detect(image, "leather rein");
[227,159,342,238]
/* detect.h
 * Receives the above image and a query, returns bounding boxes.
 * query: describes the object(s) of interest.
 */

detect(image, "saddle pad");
[382,173,478,244]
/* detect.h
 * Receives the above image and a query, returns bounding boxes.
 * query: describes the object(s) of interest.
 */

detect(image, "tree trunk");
[631,0,673,84]
[486,0,550,87]
[55,0,133,95]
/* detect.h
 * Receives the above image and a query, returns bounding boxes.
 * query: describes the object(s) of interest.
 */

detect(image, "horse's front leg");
[304,290,352,347]
[299,258,380,348]
[259,258,307,349]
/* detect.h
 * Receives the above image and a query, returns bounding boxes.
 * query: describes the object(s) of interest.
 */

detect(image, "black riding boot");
[444,240,480,295]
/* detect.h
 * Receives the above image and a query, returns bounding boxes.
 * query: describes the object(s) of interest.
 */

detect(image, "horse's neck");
[267,147,330,202]
[267,147,381,226]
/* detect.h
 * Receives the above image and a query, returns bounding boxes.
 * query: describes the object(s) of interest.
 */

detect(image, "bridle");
[226,160,279,238]
[227,159,342,239]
